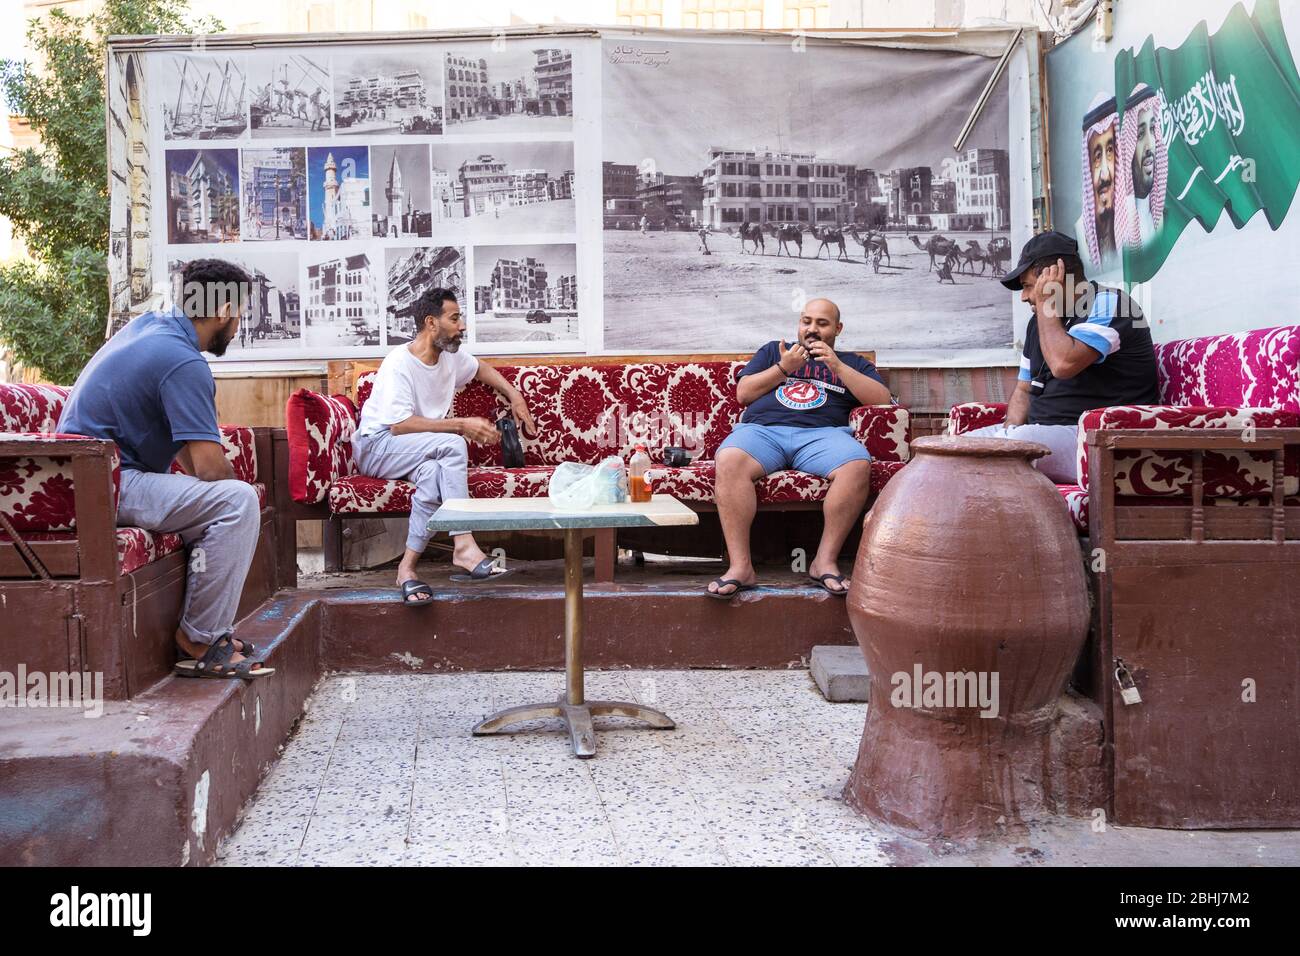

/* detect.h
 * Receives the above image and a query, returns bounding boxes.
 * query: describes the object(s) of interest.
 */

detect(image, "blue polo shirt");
[58,308,222,473]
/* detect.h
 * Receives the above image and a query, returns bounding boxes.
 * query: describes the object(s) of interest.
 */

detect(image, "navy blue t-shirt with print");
[738,340,886,429]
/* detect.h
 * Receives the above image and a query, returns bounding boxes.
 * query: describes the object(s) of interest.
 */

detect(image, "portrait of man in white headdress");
[1074,92,1119,270]
[1114,83,1168,249]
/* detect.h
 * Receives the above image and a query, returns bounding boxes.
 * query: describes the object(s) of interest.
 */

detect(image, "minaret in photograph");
[322,151,339,237]
[386,152,406,224]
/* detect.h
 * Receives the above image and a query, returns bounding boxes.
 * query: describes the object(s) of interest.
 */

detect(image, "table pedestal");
[472,528,675,757]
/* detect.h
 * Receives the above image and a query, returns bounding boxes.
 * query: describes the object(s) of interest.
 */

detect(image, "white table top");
[425,494,700,533]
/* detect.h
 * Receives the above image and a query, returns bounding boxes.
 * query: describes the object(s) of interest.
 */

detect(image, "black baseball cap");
[1000,231,1081,289]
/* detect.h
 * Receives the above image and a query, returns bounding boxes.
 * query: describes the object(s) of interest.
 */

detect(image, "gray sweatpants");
[351,429,470,553]
[965,423,1079,484]
[116,470,261,646]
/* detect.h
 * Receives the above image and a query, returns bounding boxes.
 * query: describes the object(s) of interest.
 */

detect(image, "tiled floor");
[217,670,1300,867]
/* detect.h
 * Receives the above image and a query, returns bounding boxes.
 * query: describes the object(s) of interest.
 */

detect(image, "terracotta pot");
[843,435,1090,840]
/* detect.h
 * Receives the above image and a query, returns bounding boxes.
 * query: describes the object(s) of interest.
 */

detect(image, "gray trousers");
[965,423,1079,484]
[116,470,261,646]
[352,429,470,553]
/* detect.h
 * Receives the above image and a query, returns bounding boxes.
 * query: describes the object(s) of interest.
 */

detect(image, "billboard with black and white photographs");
[472,243,579,345]
[156,54,248,141]
[333,51,443,135]
[111,30,1032,363]
[602,36,1015,356]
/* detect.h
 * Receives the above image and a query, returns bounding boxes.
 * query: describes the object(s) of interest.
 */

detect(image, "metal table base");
[472,528,675,757]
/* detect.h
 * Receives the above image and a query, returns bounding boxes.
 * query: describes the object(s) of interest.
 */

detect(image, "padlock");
[1114,659,1142,706]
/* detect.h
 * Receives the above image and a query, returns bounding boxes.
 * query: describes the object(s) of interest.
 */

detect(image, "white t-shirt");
[356,344,479,438]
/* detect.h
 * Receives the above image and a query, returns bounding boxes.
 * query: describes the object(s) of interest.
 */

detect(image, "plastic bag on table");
[548,456,627,511]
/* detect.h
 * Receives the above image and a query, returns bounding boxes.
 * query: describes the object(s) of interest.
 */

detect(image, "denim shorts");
[717,423,871,477]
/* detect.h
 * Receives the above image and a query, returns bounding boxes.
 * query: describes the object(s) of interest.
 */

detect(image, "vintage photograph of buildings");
[472,243,578,343]
[370,144,432,239]
[385,246,466,344]
[601,38,1013,353]
[443,47,573,132]
[302,245,382,348]
[307,146,371,241]
[165,148,240,244]
[240,148,308,241]
[249,53,332,137]
[167,252,301,353]
[156,54,248,141]
[428,142,575,236]
[332,51,443,135]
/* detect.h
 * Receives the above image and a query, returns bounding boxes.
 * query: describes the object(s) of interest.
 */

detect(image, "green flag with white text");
[1113,0,1300,283]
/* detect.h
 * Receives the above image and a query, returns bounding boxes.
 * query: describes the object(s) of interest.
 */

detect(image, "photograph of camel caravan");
[602,36,1013,353]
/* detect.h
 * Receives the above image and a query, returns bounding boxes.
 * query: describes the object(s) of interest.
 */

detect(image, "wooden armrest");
[1087,427,1300,453]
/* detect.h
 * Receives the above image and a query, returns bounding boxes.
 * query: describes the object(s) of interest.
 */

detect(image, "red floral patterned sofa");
[0,382,280,698]
[282,360,911,571]
[947,326,1300,532]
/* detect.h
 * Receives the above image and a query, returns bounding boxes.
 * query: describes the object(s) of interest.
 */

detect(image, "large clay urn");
[844,435,1089,841]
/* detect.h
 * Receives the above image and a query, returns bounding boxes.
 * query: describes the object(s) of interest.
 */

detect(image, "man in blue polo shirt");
[59,258,272,680]
[966,231,1158,482]
[708,297,892,599]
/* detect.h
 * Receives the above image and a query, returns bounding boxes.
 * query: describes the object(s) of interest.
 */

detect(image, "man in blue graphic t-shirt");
[708,297,892,600]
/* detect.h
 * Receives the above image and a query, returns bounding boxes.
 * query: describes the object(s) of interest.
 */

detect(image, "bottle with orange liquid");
[628,444,653,503]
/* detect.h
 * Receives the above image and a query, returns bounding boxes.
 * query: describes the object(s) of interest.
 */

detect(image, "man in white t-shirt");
[352,287,537,603]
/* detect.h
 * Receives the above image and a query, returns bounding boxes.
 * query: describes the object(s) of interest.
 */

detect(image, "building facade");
[637,172,704,226]
[533,49,572,117]
[458,154,511,216]
[511,168,550,206]
[306,252,378,333]
[386,245,465,340]
[445,55,488,122]
[701,147,852,228]
[955,147,1010,231]
[488,256,549,311]
[320,151,370,240]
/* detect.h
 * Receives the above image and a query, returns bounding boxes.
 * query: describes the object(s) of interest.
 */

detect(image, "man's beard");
[207,323,237,357]
[1134,149,1154,199]
[1096,208,1116,253]
[435,332,462,352]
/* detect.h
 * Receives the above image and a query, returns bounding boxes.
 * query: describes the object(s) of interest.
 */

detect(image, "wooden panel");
[215,372,327,428]
[0,542,80,578]
[1110,560,1300,827]
[1113,506,1300,541]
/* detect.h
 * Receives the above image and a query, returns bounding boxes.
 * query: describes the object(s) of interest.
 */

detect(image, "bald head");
[798,297,843,349]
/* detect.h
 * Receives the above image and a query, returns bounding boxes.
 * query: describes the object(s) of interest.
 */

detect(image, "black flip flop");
[401,579,436,605]
[175,636,276,680]
[810,573,850,596]
[705,577,757,600]
[449,557,514,583]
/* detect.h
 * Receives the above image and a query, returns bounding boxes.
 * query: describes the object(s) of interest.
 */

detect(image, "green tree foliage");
[0,0,220,383]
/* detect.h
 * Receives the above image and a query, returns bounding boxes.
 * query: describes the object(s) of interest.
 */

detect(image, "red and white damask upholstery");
[1157,326,1300,411]
[3,382,264,574]
[298,362,911,515]
[1075,406,1300,497]
[284,390,358,504]
[947,402,1008,436]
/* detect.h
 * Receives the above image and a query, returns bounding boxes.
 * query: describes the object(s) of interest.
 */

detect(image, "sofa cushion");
[850,405,911,462]
[1156,326,1300,411]
[1057,485,1088,533]
[467,465,554,499]
[1075,405,1300,496]
[0,384,69,433]
[286,390,358,504]
[22,527,185,575]
[648,459,905,504]
[947,402,1008,435]
[328,475,413,514]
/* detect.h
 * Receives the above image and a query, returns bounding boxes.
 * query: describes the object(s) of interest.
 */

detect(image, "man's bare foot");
[451,539,507,577]
[396,564,432,602]
[808,559,849,594]
[707,564,757,596]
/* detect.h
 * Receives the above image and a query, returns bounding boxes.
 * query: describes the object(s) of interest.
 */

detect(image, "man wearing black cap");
[966,230,1158,483]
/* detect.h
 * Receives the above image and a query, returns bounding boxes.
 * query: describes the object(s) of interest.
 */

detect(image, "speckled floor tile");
[402,839,520,866]
[604,796,711,839]
[294,836,409,867]
[214,842,301,867]
[313,782,412,818]
[511,833,622,866]
[508,798,610,838]
[716,832,837,867]
[300,808,411,853]
[617,831,729,867]
[408,802,510,843]
[506,774,602,805]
